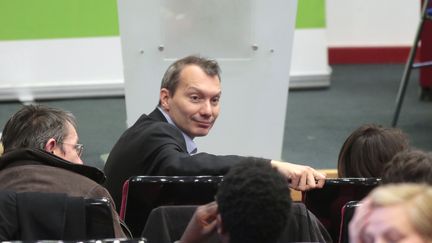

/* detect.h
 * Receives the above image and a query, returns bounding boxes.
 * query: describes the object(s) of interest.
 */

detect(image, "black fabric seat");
[120,176,223,237]
[122,176,332,241]
[302,178,380,242]
[338,201,361,243]
[142,203,332,243]
[0,191,115,241]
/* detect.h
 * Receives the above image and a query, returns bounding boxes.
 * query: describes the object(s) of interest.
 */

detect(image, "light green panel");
[296,0,326,29]
[0,0,323,40]
[0,0,119,40]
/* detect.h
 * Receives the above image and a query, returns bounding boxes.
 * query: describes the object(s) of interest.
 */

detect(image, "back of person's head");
[158,55,221,105]
[216,158,292,243]
[1,104,76,153]
[382,149,432,184]
[337,124,409,177]
[368,183,432,241]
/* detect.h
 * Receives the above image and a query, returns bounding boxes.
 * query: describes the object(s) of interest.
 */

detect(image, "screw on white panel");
[252,44,258,51]
[158,45,164,51]
[139,50,144,54]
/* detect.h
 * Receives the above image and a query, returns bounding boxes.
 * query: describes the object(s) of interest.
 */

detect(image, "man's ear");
[160,88,171,111]
[44,138,57,153]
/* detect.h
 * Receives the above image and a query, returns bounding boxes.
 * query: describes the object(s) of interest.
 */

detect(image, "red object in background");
[328,47,411,65]
[420,0,432,90]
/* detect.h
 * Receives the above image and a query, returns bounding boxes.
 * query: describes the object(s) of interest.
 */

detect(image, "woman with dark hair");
[337,124,409,178]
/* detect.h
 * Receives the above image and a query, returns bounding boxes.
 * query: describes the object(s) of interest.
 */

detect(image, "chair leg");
[392,53,416,127]
[392,0,430,127]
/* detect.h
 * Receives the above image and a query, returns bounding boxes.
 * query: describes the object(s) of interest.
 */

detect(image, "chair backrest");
[119,178,130,220]
[85,197,115,240]
[302,178,380,243]
[0,191,115,241]
[338,200,361,243]
[120,175,223,237]
[142,205,207,243]
[142,202,332,243]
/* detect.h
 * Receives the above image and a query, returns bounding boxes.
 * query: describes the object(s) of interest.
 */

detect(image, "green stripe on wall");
[0,0,324,40]
[0,0,119,40]
[296,0,326,29]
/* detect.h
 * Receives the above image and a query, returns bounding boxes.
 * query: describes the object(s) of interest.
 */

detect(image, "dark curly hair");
[382,149,432,184]
[216,158,292,243]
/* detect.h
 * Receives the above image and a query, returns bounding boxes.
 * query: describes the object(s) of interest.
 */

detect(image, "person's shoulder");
[133,109,165,125]
[291,202,308,213]
[0,148,104,183]
[129,113,182,138]
[114,111,184,150]
[34,164,104,183]
[0,165,110,202]
[0,164,100,187]
[128,118,178,137]
[130,112,171,130]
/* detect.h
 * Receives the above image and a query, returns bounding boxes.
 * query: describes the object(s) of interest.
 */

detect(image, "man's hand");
[271,160,326,191]
[179,201,218,243]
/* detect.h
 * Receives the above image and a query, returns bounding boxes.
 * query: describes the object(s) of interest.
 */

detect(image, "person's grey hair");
[1,104,77,153]
[158,55,221,105]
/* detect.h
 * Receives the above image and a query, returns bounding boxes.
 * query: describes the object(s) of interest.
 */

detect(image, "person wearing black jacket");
[104,55,326,209]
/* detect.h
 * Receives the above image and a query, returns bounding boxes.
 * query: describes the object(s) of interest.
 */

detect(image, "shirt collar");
[157,107,197,154]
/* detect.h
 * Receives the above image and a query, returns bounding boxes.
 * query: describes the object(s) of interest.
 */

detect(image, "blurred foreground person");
[349,184,432,243]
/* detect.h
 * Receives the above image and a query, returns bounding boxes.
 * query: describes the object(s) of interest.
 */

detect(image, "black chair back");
[0,191,115,241]
[142,203,332,243]
[338,200,361,243]
[120,176,223,237]
[85,197,115,239]
[302,178,380,243]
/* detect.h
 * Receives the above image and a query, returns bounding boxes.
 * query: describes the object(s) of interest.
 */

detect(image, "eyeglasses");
[59,142,84,157]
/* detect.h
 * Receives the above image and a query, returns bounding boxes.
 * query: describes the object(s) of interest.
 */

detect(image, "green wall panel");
[296,0,326,29]
[0,0,119,40]
[0,0,324,40]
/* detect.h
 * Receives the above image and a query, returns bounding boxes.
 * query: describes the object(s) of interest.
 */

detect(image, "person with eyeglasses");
[0,104,126,238]
[57,142,84,162]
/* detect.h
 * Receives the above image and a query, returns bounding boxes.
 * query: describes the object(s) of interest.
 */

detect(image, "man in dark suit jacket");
[104,55,326,209]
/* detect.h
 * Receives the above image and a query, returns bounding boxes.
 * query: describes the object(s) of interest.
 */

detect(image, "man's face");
[160,64,221,138]
[53,122,83,164]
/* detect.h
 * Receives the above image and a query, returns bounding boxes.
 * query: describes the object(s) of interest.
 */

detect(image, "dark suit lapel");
[149,108,189,153]
[149,108,168,122]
